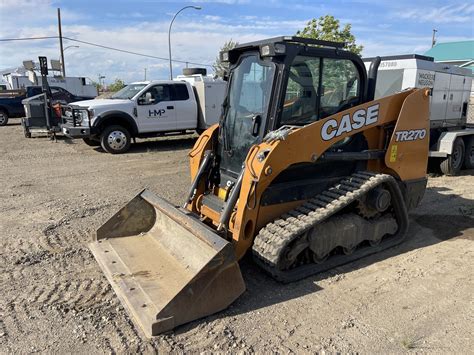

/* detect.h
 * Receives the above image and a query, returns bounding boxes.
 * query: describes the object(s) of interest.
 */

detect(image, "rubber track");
[252,171,408,282]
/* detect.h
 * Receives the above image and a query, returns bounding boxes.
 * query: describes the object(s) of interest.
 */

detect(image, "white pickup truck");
[61,73,226,153]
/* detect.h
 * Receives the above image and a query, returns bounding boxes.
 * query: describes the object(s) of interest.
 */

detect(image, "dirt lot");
[1,121,473,353]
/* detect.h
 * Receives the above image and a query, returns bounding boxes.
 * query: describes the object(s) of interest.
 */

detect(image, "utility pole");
[144,68,147,80]
[57,8,66,77]
[98,74,106,91]
[431,29,438,48]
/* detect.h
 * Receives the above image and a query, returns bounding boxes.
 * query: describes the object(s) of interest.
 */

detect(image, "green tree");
[296,15,363,55]
[91,81,103,92]
[108,78,126,92]
[213,39,238,78]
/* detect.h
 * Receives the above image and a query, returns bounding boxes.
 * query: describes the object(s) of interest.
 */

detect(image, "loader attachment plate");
[89,189,245,337]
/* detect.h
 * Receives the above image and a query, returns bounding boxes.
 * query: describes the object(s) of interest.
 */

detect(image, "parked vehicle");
[0,86,94,126]
[363,54,474,174]
[0,87,42,126]
[61,70,226,153]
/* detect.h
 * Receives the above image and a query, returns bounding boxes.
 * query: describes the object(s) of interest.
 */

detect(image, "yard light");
[168,5,202,80]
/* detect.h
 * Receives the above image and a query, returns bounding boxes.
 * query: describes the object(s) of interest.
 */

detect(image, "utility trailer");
[363,55,474,174]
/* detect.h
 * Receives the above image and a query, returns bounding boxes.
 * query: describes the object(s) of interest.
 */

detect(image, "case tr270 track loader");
[89,36,431,337]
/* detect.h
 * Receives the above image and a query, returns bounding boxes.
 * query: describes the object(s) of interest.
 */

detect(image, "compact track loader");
[90,36,430,337]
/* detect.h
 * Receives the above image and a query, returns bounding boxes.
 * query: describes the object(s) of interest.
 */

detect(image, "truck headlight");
[74,109,88,124]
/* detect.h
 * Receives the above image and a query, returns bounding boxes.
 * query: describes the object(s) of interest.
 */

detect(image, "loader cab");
[218,36,368,178]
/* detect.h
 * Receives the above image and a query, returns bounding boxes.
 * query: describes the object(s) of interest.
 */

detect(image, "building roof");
[424,40,474,62]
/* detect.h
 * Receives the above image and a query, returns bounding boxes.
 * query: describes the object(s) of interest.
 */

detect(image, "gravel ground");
[1,121,473,353]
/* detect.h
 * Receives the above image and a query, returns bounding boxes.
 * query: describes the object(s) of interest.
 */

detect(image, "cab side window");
[171,84,189,100]
[320,58,360,118]
[150,85,171,102]
[280,56,361,126]
[280,56,320,126]
[139,84,171,104]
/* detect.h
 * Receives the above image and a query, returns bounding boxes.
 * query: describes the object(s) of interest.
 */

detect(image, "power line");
[63,37,212,67]
[0,35,213,68]
[0,36,58,41]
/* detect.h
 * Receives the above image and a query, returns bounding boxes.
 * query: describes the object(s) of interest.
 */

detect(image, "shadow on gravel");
[87,136,197,154]
[174,184,473,333]
[126,137,196,154]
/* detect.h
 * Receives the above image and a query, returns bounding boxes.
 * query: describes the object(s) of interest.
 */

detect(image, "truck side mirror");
[138,92,155,105]
[145,92,155,104]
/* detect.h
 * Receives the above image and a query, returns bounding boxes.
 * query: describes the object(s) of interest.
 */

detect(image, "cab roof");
[129,80,182,85]
[233,36,345,51]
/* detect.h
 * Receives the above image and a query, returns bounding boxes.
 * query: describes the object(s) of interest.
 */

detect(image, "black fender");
[93,110,139,136]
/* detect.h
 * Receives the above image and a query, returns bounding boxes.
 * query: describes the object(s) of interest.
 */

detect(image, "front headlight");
[73,109,88,124]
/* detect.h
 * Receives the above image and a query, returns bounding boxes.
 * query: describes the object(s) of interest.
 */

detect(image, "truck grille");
[62,106,77,126]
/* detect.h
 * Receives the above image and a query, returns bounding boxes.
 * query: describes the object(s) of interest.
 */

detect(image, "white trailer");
[363,54,474,174]
[2,72,97,98]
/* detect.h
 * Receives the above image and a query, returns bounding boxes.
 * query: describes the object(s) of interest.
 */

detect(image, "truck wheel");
[463,136,474,170]
[440,138,465,175]
[100,125,131,154]
[0,110,9,126]
[82,138,101,147]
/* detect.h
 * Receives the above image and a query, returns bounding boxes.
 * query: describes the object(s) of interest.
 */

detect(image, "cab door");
[136,84,177,132]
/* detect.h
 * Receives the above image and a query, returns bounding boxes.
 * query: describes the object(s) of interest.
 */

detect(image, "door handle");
[167,106,174,109]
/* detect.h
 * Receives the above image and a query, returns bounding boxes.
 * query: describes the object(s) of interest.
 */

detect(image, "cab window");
[280,56,360,126]
[171,84,189,101]
[320,58,360,118]
[149,85,171,102]
[139,84,171,104]
[281,56,320,125]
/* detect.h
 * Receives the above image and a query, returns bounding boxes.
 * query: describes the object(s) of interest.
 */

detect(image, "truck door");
[173,83,197,130]
[136,84,177,132]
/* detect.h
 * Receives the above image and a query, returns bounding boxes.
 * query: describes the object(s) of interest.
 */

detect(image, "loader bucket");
[89,189,245,337]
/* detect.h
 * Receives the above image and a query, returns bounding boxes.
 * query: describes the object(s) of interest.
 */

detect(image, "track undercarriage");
[252,172,409,282]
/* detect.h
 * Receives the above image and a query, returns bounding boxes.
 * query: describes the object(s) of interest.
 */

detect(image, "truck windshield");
[111,84,147,99]
[220,54,275,175]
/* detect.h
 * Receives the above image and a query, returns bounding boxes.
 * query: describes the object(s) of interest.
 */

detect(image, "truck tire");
[82,138,100,147]
[182,68,207,76]
[100,125,131,154]
[463,136,474,170]
[0,110,9,126]
[440,138,465,175]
